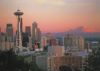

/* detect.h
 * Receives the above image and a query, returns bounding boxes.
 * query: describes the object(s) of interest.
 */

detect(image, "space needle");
[14,10,23,50]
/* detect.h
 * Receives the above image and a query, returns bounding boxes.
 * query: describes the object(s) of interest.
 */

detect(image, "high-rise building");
[56,37,64,46]
[48,46,65,57]
[32,22,41,45]
[32,22,41,51]
[64,34,85,52]
[37,28,41,42]
[41,36,48,49]
[22,32,29,47]
[6,24,13,41]
[28,36,32,50]
[0,33,6,51]
[32,22,38,42]
[45,33,57,46]
[5,24,14,49]
[48,55,84,71]
[64,34,73,48]
[25,26,31,36]
[36,48,87,71]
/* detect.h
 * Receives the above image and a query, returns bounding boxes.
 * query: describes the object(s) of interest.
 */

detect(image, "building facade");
[25,26,31,36]
[48,56,84,71]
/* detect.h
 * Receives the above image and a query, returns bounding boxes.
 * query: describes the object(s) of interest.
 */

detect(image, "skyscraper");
[25,26,31,36]
[6,24,14,50]
[37,28,41,42]
[32,22,41,50]
[0,33,6,51]
[6,24,13,41]
[32,22,38,42]
[32,22,41,43]
[64,34,73,48]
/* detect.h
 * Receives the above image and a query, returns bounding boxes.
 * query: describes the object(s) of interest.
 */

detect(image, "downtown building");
[0,24,14,51]
[25,26,31,36]
[0,32,7,51]
[64,34,85,52]
[32,22,41,51]
[6,24,14,50]
[24,26,33,50]
[40,33,59,51]
[36,44,88,71]
[36,45,65,71]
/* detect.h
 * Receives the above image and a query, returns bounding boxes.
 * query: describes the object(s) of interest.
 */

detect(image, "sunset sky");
[0,0,100,33]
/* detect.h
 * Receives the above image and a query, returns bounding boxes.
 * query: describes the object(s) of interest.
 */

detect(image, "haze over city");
[0,1,100,71]
[0,0,100,33]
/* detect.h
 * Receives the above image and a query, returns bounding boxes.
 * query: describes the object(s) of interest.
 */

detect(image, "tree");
[0,49,30,71]
[85,47,100,71]
[29,62,42,71]
[59,65,72,71]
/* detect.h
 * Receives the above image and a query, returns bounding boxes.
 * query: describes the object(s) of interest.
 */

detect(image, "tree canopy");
[85,47,100,71]
[0,49,43,71]
[0,49,29,71]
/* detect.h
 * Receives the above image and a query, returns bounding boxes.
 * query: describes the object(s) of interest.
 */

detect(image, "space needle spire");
[14,10,23,49]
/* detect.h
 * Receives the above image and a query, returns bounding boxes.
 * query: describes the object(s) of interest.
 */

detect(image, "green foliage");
[85,47,100,71]
[0,49,44,71]
[29,62,42,71]
[0,49,30,71]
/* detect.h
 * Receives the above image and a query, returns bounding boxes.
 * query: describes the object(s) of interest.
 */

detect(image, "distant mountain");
[67,26,84,33]
[50,27,100,38]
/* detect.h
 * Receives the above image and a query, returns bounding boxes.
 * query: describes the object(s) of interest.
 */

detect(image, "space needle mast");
[14,10,23,49]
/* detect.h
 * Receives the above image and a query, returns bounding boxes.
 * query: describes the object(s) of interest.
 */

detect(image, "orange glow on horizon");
[0,0,100,33]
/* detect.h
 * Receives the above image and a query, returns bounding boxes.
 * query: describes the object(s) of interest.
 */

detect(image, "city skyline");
[0,0,100,33]
[0,1,100,71]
